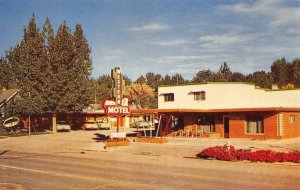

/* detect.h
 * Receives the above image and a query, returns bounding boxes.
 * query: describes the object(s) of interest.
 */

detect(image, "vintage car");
[82,120,98,130]
[57,121,71,132]
[97,121,110,130]
[131,120,152,128]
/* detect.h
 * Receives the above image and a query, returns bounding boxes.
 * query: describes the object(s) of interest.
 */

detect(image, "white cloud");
[148,39,194,46]
[199,34,253,45]
[164,55,213,61]
[218,0,300,29]
[93,49,125,64]
[145,55,214,65]
[102,50,124,60]
[218,0,282,14]
[127,23,169,32]
[269,8,300,28]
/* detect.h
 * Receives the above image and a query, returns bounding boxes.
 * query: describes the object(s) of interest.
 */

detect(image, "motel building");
[155,82,300,140]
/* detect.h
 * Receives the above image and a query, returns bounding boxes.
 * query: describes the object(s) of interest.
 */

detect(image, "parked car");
[57,121,71,132]
[131,120,152,128]
[97,121,110,130]
[82,120,98,130]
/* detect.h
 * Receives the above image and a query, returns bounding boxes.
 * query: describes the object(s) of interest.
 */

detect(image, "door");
[224,117,230,138]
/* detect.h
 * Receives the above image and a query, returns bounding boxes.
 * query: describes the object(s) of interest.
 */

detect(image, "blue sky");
[1,0,300,80]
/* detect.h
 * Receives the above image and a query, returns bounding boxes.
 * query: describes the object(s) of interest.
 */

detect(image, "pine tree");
[135,75,147,84]
[271,58,289,87]
[5,15,48,114]
[72,24,93,110]
[289,59,300,87]
[96,74,113,102]
[47,22,74,112]
[0,57,11,89]
[217,62,232,82]
[46,22,93,113]
[42,17,54,46]
[41,17,54,112]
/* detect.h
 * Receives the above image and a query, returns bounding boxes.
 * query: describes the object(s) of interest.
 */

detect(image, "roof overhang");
[157,107,300,113]
[85,107,300,116]
[158,93,174,96]
[131,109,159,116]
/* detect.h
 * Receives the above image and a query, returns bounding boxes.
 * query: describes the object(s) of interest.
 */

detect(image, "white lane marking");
[0,163,282,189]
[0,164,150,189]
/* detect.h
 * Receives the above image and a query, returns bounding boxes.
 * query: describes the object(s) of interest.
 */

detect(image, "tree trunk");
[52,113,57,133]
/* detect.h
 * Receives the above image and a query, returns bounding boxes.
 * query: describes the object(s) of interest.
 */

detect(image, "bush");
[198,146,300,163]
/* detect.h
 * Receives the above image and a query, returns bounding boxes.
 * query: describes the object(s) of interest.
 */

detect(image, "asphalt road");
[1,150,299,190]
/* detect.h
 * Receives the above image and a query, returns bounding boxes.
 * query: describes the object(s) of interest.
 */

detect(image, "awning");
[158,92,174,96]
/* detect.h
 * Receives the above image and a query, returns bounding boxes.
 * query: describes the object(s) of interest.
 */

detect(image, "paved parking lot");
[1,130,299,160]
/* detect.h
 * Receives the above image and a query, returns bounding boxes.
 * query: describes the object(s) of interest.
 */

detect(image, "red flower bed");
[197,146,300,163]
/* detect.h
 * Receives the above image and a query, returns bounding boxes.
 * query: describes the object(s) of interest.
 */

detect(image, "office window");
[289,115,297,123]
[197,115,215,132]
[164,93,174,102]
[194,91,206,101]
[246,115,264,134]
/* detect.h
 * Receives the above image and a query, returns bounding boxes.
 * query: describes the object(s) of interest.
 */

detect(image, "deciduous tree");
[124,83,155,109]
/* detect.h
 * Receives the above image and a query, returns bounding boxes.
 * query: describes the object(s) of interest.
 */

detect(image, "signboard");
[102,67,130,117]
[102,98,130,117]
[111,67,125,106]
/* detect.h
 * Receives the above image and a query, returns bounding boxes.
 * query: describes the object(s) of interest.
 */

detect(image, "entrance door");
[224,117,230,138]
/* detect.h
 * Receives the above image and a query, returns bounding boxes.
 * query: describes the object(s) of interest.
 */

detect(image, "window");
[246,115,264,134]
[289,115,298,123]
[194,91,206,101]
[164,93,174,102]
[197,115,215,132]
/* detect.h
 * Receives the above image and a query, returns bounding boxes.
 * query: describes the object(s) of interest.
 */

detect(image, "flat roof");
[131,107,300,114]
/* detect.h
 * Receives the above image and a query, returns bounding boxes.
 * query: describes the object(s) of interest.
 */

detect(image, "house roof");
[0,89,19,108]
[131,107,300,115]
[158,82,300,91]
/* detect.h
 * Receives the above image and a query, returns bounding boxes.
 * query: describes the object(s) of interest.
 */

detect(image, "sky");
[1,0,300,80]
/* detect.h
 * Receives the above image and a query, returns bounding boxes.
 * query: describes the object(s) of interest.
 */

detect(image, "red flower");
[198,146,300,163]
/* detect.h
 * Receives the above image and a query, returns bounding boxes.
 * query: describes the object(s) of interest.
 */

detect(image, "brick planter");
[105,140,130,147]
[136,137,168,144]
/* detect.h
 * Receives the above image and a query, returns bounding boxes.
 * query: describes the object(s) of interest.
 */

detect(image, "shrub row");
[197,146,300,163]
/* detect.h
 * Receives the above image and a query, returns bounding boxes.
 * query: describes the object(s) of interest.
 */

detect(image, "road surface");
[1,149,299,190]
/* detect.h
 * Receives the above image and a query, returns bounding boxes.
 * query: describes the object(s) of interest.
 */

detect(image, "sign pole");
[117,116,120,133]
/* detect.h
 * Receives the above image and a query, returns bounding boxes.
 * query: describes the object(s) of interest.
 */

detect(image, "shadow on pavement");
[93,133,109,142]
[0,150,10,156]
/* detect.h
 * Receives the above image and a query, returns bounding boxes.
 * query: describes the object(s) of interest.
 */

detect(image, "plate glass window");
[246,115,264,134]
